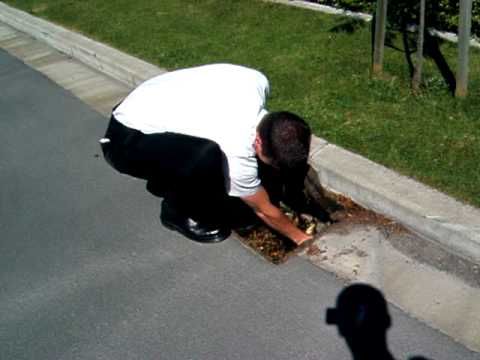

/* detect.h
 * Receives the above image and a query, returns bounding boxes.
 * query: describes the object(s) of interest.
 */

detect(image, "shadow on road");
[327,283,431,360]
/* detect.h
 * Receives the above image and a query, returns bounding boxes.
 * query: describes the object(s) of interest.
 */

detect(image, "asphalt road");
[1,48,478,360]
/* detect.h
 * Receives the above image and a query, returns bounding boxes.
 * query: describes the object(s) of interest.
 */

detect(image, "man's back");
[113,63,269,147]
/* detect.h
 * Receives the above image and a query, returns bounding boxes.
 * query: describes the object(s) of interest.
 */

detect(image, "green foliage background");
[311,0,480,37]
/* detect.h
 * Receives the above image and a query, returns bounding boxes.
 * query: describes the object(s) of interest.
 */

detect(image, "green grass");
[4,0,480,207]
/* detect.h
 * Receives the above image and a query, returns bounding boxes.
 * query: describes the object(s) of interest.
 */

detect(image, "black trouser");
[101,115,257,227]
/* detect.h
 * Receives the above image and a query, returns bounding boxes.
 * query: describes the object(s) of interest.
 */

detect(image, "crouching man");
[100,63,313,245]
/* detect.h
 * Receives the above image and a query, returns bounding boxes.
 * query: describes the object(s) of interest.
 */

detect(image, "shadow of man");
[326,283,431,360]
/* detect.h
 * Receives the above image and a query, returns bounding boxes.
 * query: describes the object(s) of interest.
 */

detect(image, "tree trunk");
[373,0,388,75]
[412,0,426,92]
[456,0,473,97]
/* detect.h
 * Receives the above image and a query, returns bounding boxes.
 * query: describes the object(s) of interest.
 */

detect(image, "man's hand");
[241,187,313,246]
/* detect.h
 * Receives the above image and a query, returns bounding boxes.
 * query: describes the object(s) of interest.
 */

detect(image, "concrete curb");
[0,2,165,87]
[1,1,479,265]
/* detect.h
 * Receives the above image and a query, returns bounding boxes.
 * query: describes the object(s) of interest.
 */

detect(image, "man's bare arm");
[241,186,312,245]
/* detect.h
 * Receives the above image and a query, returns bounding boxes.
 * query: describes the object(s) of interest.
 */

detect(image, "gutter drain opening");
[234,167,407,265]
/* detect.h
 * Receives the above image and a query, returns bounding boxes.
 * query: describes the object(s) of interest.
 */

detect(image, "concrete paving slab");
[61,71,107,92]
[1,37,50,61]
[0,32,29,49]
[73,77,126,99]
[23,47,66,68]
[37,58,93,81]
[84,91,127,117]
[40,60,98,88]
[1,48,478,359]
[0,23,16,40]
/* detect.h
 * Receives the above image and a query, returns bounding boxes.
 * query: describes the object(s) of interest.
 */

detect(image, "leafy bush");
[310,0,480,37]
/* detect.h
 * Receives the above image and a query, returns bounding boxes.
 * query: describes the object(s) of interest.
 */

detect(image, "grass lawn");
[3,0,479,207]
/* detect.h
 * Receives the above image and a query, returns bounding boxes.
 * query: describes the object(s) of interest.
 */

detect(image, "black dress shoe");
[160,201,230,243]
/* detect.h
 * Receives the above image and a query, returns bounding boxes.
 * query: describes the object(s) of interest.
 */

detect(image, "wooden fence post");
[455,0,473,97]
[373,0,388,75]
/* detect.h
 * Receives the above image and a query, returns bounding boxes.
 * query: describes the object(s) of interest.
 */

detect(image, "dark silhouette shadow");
[393,24,456,94]
[330,18,368,34]
[326,283,432,360]
[423,31,456,94]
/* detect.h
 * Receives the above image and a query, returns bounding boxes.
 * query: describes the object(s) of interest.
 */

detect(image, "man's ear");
[255,133,276,167]
[254,133,263,153]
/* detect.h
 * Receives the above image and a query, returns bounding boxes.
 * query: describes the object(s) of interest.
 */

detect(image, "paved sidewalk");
[1,48,479,359]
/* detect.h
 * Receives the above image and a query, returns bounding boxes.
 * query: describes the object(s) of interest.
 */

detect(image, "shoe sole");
[160,216,230,244]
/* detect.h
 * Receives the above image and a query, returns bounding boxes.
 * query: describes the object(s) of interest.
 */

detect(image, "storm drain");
[234,168,407,264]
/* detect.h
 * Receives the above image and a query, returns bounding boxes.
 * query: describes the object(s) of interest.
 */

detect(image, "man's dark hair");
[257,111,311,170]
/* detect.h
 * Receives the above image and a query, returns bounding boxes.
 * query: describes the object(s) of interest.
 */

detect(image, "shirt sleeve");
[227,155,261,197]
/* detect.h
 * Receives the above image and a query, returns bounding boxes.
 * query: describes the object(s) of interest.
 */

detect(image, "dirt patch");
[327,193,407,236]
